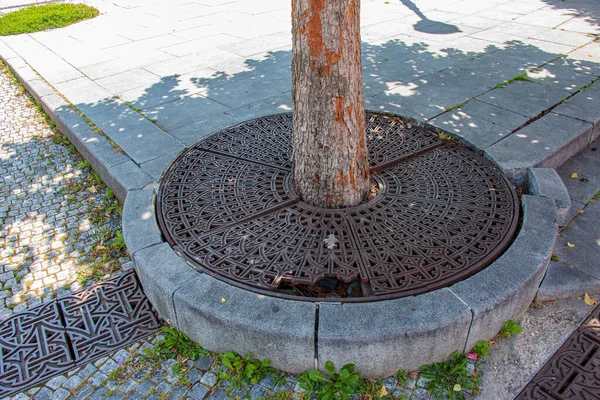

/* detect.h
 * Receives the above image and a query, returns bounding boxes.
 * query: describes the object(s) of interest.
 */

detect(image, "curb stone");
[527,168,571,225]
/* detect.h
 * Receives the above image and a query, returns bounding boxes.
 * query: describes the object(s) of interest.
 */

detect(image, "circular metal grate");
[156,113,519,302]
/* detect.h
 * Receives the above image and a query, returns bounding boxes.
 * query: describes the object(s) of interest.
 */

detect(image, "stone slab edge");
[0,51,153,203]
[0,48,564,376]
[527,168,571,225]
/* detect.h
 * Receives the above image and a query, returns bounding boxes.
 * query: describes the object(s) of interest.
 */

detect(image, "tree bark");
[291,0,370,208]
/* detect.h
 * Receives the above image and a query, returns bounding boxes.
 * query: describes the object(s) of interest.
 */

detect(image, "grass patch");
[0,4,99,36]
[495,73,535,89]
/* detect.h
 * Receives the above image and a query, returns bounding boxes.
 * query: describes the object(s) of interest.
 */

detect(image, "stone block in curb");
[105,161,154,203]
[133,243,199,324]
[553,82,600,142]
[123,188,163,255]
[536,261,600,301]
[174,275,315,374]
[484,113,593,185]
[317,288,472,377]
[527,168,571,225]
[450,195,557,351]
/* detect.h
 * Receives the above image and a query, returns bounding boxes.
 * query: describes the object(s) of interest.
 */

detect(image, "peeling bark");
[292,0,370,208]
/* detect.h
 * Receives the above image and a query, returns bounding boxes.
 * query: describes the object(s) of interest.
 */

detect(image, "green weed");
[498,320,523,338]
[216,351,276,391]
[298,361,364,400]
[419,351,479,400]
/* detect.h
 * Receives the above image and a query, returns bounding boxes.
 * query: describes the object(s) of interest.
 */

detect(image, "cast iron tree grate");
[156,112,519,301]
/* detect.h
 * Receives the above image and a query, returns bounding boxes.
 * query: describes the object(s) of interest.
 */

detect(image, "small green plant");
[495,73,535,88]
[471,340,491,359]
[419,351,479,400]
[438,132,457,143]
[444,100,468,112]
[395,369,409,387]
[498,320,523,338]
[551,253,560,262]
[298,361,364,400]
[216,351,275,391]
[0,4,99,36]
[151,326,209,361]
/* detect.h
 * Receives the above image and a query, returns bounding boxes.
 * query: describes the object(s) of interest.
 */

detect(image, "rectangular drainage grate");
[0,271,161,397]
[514,304,600,399]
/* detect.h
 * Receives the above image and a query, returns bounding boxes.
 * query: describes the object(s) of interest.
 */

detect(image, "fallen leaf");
[96,245,107,250]
[453,384,462,392]
[379,386,388,397]
[584,293,598,306]
[221,297,226,303]
[568,265,575,269]
[88,185,97,193]
[571,172,579,179]
[567,242,575,248]
[577,210,585,215]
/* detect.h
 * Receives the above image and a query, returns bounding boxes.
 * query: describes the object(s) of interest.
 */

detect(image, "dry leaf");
[584,293,598,306]
[379,386,388,397]
[568,265,575,269]
[567,242,575,248]
[571,172,579,179]
[577,210,585,215]
[96,245,107,250]
[88,185,97,193]
[221,297,226,303]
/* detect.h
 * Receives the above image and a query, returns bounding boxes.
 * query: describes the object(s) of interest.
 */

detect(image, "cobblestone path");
[0,61,130,319]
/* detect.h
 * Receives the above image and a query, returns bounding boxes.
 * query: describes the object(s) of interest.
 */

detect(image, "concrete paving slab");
[528,58,599,92]
[429,108,511,150]
[53,77,120,117]
[537,261,600,301]
[96,68,161,96]
[455,99,529,131]
[144,95,232,132]
[168,113,238,145]
[556,138,600,205]
[478,81,570,118]
[554,199,600,280]
[89,106,185,164]
[485,113,593,185]
[553,82,600,141]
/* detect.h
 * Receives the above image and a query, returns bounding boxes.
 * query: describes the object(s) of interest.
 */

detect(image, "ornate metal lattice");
[515,305,600,399]
[157,112,519,301]
[0,271,160,397]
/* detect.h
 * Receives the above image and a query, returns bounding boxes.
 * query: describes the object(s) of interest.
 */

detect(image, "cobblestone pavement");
[0,61,130,319]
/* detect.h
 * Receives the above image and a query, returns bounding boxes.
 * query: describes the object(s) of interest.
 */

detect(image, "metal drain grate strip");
[0,271,161,398]
[514,303,600,399]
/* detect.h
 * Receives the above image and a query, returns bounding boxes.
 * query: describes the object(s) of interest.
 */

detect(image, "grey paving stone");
[195,356,213,371]
[187,369,203,384]
[169,385,189,398]
[99,359,120,375]
[46,374,67,390]
[122,188,162,255]
[554,199,600,280]
[248,384,269,398]
[167,114,238,146]
[52,388,71,400]
[78,363,98,379]
[537,261,600,301]
[174,274,316,374]
[478,81,570,117]
[456,99,529,131]
[135,379,154,396]
[106,161,155,203]
[144,96,232,132]
[527,168,571,225]
[203,68,291,109]
[208,388,227,400]
[374,71,494,119]
[133,243,200,323]
[318,288,472,377]
[529,58,598,92]
[199,372,217,387]
[189,383,209,400]
[485,113,593,185]
[53,77,118,117]
[451,195,557,351]
[429,107,511,150]
[89,106,185,164]
[553,82,600,142]
[556,138,600,205]
[230,91,293,122]
[62,375,83,390]
[33,387,53,400]
[74,384,95,399]
[89,371,108,387]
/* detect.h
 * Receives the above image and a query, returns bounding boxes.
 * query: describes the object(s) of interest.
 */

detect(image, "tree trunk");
[291,0,370,208]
